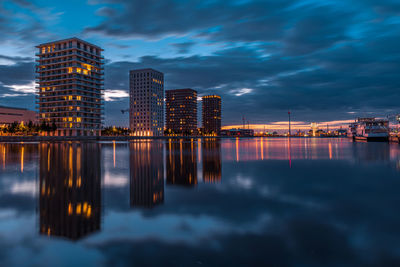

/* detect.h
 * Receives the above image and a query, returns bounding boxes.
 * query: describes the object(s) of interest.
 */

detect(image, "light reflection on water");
[0,138,400,266]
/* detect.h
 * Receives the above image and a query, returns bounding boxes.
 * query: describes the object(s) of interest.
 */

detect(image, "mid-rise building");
[166,88,197,135]
[0,106,37,126]
[129,69,164,136]
[36,38,104,136]
[202,95,221,135]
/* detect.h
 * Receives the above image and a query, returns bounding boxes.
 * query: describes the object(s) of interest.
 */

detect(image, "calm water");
[0,138,400,266]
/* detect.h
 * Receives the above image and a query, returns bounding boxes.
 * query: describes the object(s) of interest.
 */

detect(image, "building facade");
[129,69,164,136]
[202,95,221,135]
[0,106,37,126]
[165,88,197,135]
[36,38,104,136]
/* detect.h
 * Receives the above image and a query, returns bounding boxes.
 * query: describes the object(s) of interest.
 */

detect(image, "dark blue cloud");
[0,0,400,126]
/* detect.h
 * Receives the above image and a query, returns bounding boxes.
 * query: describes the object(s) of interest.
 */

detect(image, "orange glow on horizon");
[222,119,355,132]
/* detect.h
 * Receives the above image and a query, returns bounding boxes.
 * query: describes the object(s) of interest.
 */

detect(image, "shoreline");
[0,135,348,142]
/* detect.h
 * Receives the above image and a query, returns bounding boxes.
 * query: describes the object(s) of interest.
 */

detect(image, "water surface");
[0,138,399,266]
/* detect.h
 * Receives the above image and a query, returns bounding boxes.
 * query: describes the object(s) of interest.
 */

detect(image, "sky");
[0,0,399,129]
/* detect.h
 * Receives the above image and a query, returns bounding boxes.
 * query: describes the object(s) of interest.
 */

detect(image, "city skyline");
[0,0,399,128]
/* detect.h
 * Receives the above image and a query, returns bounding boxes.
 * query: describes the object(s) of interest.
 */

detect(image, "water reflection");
[0,143,37,172]
[166,139,197,186]
[39,142,101,240]
[129,141,164,208]
[202,139,222,183]
[2,138,400,266]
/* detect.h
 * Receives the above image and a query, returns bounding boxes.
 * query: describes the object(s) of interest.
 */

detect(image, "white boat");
[353,118,389,142]
[347,122,357,139]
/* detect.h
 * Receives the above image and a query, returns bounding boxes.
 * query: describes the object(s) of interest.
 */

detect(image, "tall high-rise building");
[129,69,164,136]
[166,88,197,135]
[202,95,221,135]
[36,38,104,137]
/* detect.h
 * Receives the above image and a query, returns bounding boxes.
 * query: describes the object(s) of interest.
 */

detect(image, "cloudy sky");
[0,0,399,128]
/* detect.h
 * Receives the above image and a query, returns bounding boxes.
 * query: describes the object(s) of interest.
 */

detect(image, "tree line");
[0,121,57,135]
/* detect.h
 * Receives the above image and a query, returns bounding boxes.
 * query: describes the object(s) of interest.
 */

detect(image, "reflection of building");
[0,106,37,126]
[202,95,221,135]
[36,38,104,136]
[166,140,197,186]
[202,139,222,183]
[39,142,101,240]
[166,89,197,135]
[129,69,164,136]
[129,141,164,208]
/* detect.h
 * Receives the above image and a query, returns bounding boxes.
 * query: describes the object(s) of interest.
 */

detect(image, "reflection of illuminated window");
[76,203,81,214]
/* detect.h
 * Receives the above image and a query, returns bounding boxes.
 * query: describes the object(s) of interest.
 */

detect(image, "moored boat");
[353,118,389,142]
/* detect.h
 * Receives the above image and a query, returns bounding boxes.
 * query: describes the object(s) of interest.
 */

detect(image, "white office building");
[129,68,164,136]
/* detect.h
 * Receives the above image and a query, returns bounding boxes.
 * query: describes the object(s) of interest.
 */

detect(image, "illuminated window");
[68,117,72,122]
[77,117,81,122]
[68,67,73,73]
[68,95,73,100]
[83,69,88,75]
[77,96,81,101]
[76,68,82,73]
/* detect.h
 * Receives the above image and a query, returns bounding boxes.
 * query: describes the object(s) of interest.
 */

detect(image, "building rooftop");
[36,37,103,50]
[166,88,197,92]
[202,95,221,99]
[129,68,164,74]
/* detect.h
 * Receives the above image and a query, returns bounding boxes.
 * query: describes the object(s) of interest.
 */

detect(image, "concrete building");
[165,88,197,135]
[129,69,164,136]
[36,38,104,136]
[202,95,221,135]
[220,128,254,137]
[0,106,37,126]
